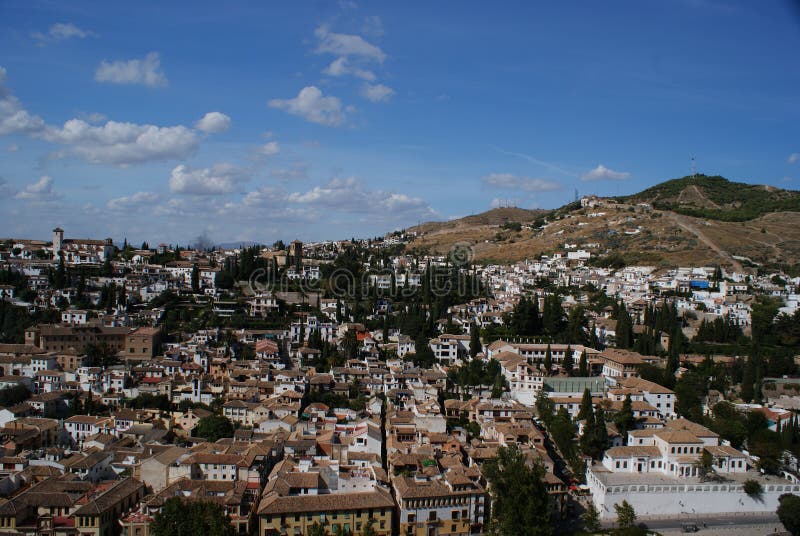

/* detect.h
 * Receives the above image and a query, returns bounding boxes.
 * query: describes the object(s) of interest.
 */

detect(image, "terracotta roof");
[605,445,661,458]
[258,486,394,514]
[654,430,703,444]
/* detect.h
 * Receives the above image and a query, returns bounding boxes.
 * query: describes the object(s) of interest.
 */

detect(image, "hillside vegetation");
[623,175,800,221]
[405,175,800,272]
[408,207,547,235]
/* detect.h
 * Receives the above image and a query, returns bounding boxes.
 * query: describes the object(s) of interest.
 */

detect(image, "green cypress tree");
[614,394,637,441]
[563,345,574,376]
[577,388,594,422]
[578,349,589,377]
[469,323,481,358]
[543,344,552,375]
[741,355,756,403]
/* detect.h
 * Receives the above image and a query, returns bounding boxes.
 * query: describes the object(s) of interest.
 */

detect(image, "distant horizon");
[5,171,799,247]
[1,1,799,245]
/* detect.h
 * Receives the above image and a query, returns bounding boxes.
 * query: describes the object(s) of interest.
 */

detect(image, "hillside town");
[0,217,799,535]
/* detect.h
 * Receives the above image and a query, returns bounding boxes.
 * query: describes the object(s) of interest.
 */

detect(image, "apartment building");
[258,458,394,536]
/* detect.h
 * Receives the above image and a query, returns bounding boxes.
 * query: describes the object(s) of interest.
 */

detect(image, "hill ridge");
[404,175,800,271]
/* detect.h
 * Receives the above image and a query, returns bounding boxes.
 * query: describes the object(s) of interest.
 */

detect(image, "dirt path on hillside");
[690,184,721,209]
[677,184,722,209]
[666,212,744,272]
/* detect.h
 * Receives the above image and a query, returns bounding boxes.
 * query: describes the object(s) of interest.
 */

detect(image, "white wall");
[590,478,800,519]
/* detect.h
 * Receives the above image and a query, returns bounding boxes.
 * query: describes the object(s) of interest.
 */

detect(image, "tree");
[84,342,117,368]
[151,497,235,536]
[191,264,200,293]
[101,258,113,277]
[0,384,31,407]
[744,479,763,498]
[614,394,637,440]
[694,449,717,481]
[582,502,601,533]
[614,500,637,529]
[535,390,555,428]
[615,301,633,349]
[674,371,706,421]
[543,344,552,375]
[578,349,589,377]
[194,415,234,442]
[550,407,577,460]
[361,518,377,536]
[566,305,587,344]
[577,388,594,422]
[581,406,609,460]
[741,354,757,403]
[333,524,350,536]
[778,494,800,536]
[469,324,481,358]
[54,253,67,289]
[483,444,552,536]
[563,345,574,376]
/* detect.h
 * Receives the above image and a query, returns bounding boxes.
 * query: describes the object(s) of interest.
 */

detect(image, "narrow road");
[666,212,744,272]
[627,513,785,535]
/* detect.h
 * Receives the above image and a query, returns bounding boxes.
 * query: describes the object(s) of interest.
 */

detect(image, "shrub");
[744,479,763,497]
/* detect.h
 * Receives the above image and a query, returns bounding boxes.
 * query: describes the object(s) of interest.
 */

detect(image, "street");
[601,513,787,535]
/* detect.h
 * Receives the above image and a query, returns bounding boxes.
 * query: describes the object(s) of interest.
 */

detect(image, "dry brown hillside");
[406,198,800,271]
[408,207,547,235]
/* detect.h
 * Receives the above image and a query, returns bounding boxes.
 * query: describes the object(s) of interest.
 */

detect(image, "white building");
[587,418,795,519]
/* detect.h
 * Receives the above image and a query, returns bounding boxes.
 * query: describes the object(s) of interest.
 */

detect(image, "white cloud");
[271,163,309,180]
[0,177,15,196]
[482,173,561,192]
[314,25,386,63]
[258,141,280,156]
[0,67,47,135]
[287,176,436,218]
[152,198,189,217]
[106,191,158,211]
[15,176,59,201]
[168,163,250,195]
[82,112,107,124]
[362,15,384,38]
[361,83,394,103]
[6,143,18,152]
[94,52,168,88]
[1,67,203,166]
[789,153,799,165]
[32,23,93,44]
[269,86,346,127]
[43,119,199,166]
[241,186,288,208]
[323,57,376,81]
[195,112,231,133]
[581,164,631,181]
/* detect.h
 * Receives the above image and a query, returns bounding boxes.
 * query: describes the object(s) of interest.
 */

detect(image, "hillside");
[405,176,800,272]
[408,207,547,235]
[622,175,800,221]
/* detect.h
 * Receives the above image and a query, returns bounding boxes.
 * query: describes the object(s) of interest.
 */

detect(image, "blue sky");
[1,0,799,246]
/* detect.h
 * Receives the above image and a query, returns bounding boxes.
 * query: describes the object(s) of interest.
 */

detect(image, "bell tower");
[52,227,64,259]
